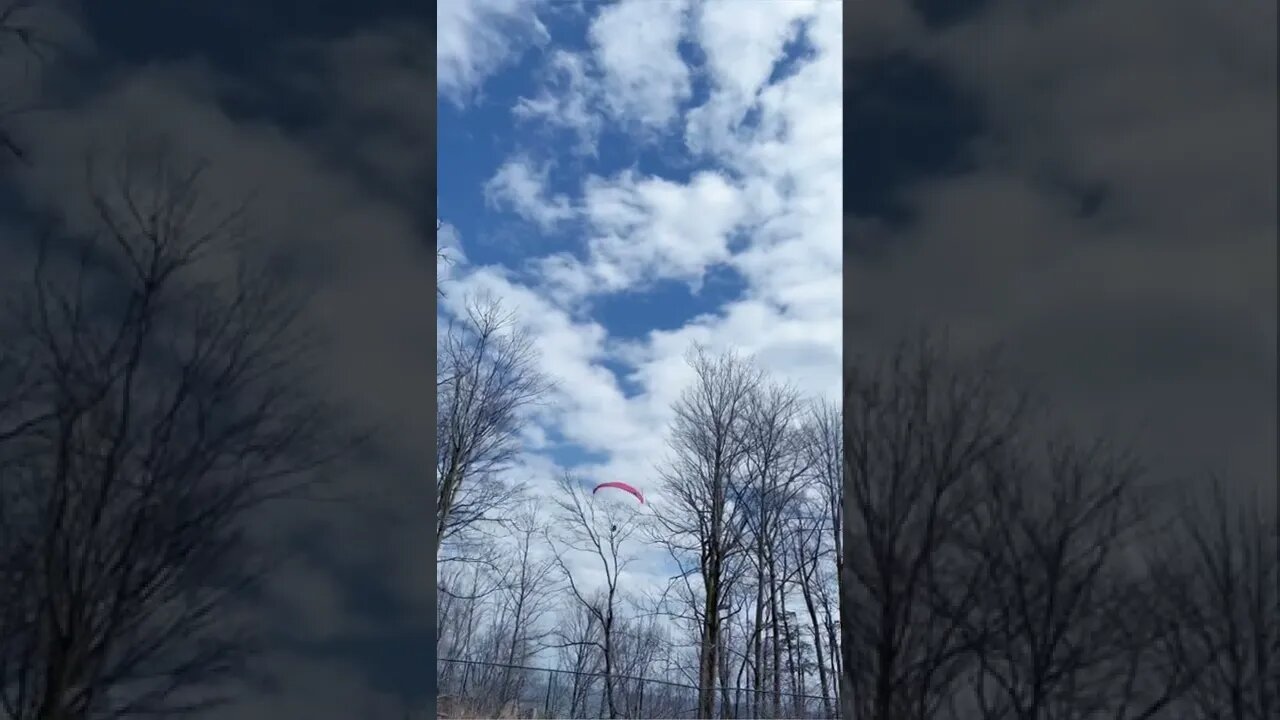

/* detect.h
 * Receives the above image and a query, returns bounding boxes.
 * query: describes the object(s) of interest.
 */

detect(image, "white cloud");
[437,0,549,106]
[436,220,467,287]
[483,156,576,231]
[588,0,694,130]
[513,50,603,155]
[684,0,817,157]
[582,169,743,289]
[528,167,747,304]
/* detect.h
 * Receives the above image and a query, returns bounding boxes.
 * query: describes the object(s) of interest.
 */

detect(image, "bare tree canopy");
[548,473,643,720]
[838,332,1278,720]
[435,296,551,558]
[0,139,355,720]
[841,333,1031,720]
[433,323,1272,720]
[1154,477,1278,720]
[648,346,763,718]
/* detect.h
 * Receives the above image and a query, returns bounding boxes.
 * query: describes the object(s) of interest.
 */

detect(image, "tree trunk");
[874,591,897,720]
[698,554,721,719]
[840,559,856,720]
[753,552,766,718]
[824,599,841,707]
[768,550,782,719]
[784,619,799,715]
[718,629,733,719]
[800,568,833,719]
[603,601,618,719]
[781,588,802,718]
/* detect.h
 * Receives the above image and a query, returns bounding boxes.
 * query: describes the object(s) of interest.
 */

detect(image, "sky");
[442,0,1277,647]
[842,0,1276,505]
[436,0,843,638]
[0,0,1271,717]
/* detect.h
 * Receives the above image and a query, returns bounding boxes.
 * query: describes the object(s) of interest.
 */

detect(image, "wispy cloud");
[437,0,549,107]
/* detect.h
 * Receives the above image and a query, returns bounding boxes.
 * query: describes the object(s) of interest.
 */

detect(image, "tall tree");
[790,507,835,719]
[493,502,557,703]
[962,436,1151,720]
[1163,477,1278,720]
[842,333,1029,719]
[548,473,641,720]
[799,398,842,715]
[650,346,762,719]
[435,297,550,559]
[738,381,808,717]
[552,599,604,719]
[0,140,352,720]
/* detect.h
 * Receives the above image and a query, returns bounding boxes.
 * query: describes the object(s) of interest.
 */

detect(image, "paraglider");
[591,481,644,537]
[592,481,644,505]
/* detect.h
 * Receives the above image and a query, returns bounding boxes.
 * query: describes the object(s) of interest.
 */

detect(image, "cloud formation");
[845,0,1275,497]
[439,0,843,626]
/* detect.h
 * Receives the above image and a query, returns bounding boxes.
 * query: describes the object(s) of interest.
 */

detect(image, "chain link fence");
[437,658,836,719]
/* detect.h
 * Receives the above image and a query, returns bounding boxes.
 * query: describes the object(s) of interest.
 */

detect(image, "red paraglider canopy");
[592,481,644,504]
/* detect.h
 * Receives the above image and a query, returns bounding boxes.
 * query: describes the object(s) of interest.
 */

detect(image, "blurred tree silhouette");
[0,137,354,720]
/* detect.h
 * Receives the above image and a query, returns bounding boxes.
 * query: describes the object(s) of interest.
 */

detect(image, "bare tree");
[803,399,842,594]
[649,346,762,719]
[493,503,557,703]
[796,398,843,716]
[735,381,809,718]
[0,140,351,720]
[1080,546,1205,720]
[612,614,667,717]
[553,600,604,719]
[960,436,1153,720]
[436,504,557,717]
[790,506,835,719]
[815,548,842,703]
[1158,477,1278,720]
[842,334,1029,720]
[436,561,504,671]
[547,473,641,719]
[435,296,550,557]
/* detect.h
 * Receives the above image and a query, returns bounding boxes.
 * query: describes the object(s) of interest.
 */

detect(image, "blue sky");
[438,11,781,333]
[436,0,843,614]
[438,1,842,503]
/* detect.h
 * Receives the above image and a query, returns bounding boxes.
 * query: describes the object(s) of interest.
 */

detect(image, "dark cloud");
[844,52,983,224]
[80,0,429,70]
[0,4,435,717]
[845,0,1276,502]
[271,21,438,210]
[909,0,992,32]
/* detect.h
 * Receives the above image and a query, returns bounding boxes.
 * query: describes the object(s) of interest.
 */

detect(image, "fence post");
[544,669,555,719]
